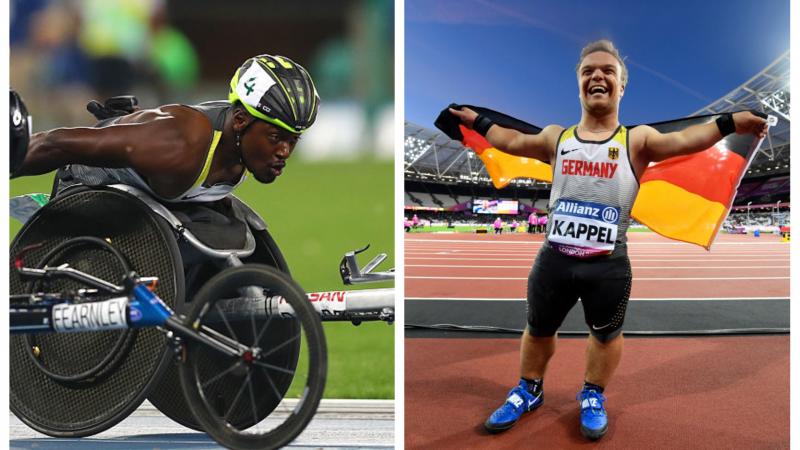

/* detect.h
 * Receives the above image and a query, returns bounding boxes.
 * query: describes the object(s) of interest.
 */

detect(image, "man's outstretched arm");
[448,106,562,164]
[639,111,768,163]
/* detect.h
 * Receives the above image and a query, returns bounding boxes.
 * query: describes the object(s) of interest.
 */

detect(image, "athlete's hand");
[733,111,768,139]
[448,106,479,129]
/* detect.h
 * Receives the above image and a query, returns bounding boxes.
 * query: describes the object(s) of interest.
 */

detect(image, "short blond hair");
[576,40,628,86]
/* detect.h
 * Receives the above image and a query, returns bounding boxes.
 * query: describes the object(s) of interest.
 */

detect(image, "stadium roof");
[406,51,790,184]
[691,51,789,177]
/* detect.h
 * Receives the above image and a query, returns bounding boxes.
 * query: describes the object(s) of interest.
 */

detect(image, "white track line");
[405,264,790,269]
[405,252,788,257]
[405,296,789,302]
[406,276,789,281]
[405,257,788,262]
[406,250,789,254]
[405,239,787,245]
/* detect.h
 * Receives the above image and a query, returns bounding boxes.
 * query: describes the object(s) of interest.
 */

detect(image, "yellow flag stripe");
[631,180,727,249]
[478,147,553,189]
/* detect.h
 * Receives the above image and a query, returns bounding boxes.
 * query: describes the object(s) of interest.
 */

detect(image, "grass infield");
[10,159,394,399]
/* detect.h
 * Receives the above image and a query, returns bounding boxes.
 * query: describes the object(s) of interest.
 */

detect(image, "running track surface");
[405,232,788,448]
[10,400,394,449]
[405,232,789,299]
[405,336,788,449]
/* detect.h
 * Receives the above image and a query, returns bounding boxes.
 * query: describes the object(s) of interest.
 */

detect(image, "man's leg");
[484,329,553,433]
[577,251,632,441]
[584,333,623,387]
[520,329,556,379]
[484,245,576,433]
[577,333,622,440]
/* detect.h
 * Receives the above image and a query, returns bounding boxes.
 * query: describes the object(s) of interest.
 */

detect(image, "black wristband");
[715,113,736,137]
[473,114,495,136]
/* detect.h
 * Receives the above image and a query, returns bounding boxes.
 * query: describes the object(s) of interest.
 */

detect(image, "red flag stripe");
[639,146,747,205]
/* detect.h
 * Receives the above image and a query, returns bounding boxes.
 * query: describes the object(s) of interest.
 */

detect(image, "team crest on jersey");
[608,147,619,160]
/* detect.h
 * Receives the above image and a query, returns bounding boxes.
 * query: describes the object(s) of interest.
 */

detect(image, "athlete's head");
[228,54,320,183]
[575,40,627,116]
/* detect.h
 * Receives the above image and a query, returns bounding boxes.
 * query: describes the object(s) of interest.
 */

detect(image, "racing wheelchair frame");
[10,184,394,450]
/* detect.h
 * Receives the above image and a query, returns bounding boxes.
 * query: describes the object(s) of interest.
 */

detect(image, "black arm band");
[473,114,495,136]
[715,113,736,137]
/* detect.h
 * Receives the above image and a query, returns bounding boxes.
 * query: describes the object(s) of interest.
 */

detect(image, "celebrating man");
[449,40,766,440]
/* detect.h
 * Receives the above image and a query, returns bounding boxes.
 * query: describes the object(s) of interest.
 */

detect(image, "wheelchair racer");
[12,54,319,204]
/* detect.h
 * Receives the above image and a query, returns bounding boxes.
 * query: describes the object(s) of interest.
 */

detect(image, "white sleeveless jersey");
[545,125,639,258]
[124,128,248,203]
[61,101,247,203]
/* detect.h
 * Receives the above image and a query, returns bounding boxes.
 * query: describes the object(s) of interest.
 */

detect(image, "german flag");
[434,105,768,249]
[435,106,552,187]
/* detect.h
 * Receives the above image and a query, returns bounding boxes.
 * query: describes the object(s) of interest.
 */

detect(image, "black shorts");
[526,242,632,341]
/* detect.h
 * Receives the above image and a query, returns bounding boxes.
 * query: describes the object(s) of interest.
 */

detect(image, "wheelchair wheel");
[23,236,137,384]
[178,264,326,450]
[147,226,298,431]
[10,187,184,437]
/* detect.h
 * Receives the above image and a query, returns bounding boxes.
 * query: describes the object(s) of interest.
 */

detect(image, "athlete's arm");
[14,106,205,181]
[637,111,767,163]
[449,107,562,164]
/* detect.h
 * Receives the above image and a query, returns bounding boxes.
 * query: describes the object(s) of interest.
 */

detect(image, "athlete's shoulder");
[627,124,656,153]
[629,124,656,135]
[538,124,566,141]
[629,124,661,139]
[542,124,566,133]
[156,104,214,143]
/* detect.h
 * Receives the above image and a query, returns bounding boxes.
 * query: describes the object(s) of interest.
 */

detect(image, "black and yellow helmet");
[10,89,31,175]
[228,54,320,134]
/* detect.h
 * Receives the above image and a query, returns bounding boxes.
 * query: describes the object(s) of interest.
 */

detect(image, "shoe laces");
[578,389,606,415]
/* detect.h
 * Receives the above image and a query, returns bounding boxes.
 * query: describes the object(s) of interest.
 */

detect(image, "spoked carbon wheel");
[10,187,184,437]
[22,236,136,385]
[178,264,326,450]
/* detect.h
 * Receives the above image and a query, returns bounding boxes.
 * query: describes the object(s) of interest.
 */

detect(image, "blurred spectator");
[146,2,199,100]
[537,214,548,233]
[78,0,156,98]
[312,39,353,100]
[10,0,49,45]
[12,2,94,127]
[493,217,502,234]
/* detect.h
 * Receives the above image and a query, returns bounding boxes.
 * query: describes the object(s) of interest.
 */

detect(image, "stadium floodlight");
[691,51,789,171]
[747,201,752,224]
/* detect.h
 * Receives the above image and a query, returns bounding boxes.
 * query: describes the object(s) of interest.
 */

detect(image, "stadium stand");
[405,51,790,231]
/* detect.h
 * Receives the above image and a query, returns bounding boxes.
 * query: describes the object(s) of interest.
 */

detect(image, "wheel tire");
[178,264,326,450]
[9,187,184,437]
[148,227,296,431]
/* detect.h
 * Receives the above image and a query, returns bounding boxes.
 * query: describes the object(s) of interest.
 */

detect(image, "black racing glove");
[86,95,139,120]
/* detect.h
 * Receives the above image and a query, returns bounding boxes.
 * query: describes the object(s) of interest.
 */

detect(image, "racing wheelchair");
[10,183,394,450]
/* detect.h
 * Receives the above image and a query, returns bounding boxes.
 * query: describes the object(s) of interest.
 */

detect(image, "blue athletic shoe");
[484,380,543,433]
[577,388,608,440]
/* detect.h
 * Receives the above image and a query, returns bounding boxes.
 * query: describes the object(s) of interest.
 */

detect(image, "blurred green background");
[10,158,394,399]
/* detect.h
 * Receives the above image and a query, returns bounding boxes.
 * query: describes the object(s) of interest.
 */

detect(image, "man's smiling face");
[577,51,625,116]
